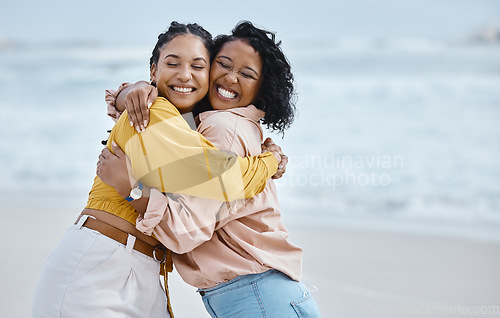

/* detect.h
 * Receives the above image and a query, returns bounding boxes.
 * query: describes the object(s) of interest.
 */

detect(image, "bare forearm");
[115,80,151,112]
[129,197,149,216]
[115,184,150,216]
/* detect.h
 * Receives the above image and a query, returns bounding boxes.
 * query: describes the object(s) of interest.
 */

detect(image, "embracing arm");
[102,97,279,203]
[139,107,285,253]
[114,82,152,114]
[138,190,228,253]
[106,82,286,177]
[98,136,287,253]
[105,83,130,122]
[97,141,234,253]
[137,111,269,253]
[97,104,288,251]
[106,81,158,133]
[97,141,151,214]
[98,138,286,252]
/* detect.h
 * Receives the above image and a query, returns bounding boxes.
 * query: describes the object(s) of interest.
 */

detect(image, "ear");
[150,63,157,85]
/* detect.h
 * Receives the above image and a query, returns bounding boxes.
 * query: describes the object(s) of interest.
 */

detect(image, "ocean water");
[1,38,499,240]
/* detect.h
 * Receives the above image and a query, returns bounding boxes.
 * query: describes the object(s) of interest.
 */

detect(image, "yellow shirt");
[86,97,278,225]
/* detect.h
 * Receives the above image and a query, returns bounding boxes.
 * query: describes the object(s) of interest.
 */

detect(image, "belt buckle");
[153,245,167,264]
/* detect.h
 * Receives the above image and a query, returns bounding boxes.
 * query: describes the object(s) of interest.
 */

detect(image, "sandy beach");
[2,201,499,318]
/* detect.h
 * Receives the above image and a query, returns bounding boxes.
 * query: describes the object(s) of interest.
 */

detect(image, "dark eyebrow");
[164,54,180,59]
[243,66,259,77]
[217,55,259,77]
[194,57,207,63]
[218,55,233,62]
[165,54,206,64]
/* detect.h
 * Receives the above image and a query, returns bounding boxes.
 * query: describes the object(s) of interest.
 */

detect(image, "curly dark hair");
[212,21,296,134]
[150,21,214,69]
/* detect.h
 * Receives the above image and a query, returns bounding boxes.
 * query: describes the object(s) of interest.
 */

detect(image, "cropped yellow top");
[86,97,278,225]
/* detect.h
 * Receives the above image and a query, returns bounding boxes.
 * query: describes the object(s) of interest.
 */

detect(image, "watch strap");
[125,181,143,201]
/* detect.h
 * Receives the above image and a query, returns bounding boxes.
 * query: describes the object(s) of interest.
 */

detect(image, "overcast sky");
[1,0,499,45]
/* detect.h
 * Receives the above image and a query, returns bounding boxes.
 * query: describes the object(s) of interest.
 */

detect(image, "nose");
[178,64,192,82]
[224,71,238,84]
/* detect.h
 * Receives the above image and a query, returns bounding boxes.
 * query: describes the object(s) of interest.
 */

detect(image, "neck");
[181,112,197,130]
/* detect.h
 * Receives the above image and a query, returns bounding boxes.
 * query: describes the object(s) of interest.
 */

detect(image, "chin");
[169,97,193,111]
[214,103,235,111]
[177,105,195,113]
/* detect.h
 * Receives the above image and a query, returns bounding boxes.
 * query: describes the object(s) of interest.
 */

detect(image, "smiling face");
[150,34,210,113]
[209,39,263,110]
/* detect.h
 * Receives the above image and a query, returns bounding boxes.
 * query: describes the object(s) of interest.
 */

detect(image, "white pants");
[31,215,170,318]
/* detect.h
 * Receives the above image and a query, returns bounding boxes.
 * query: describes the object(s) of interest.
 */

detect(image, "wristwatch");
[125,182,143,201]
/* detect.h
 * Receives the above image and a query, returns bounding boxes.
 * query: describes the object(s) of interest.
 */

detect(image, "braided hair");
[150,21,214,69]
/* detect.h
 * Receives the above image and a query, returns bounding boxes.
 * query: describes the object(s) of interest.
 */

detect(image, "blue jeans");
[197,269,321,318]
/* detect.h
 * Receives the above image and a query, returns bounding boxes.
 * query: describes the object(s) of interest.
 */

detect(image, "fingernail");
[279,165,283,169]
[136,126,141,133]
[140,125,145,133]
[147,101,152,109]
[144,120,148,127]
[130,121,133,127]
[112,141,117,147]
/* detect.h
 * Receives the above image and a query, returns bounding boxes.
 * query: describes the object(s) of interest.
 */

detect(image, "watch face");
[131,187,142,200]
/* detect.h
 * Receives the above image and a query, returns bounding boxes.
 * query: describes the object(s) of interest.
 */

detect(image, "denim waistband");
[197,269,278,294]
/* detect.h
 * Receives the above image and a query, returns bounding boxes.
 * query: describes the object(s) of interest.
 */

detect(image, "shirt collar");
[198,105,265,123]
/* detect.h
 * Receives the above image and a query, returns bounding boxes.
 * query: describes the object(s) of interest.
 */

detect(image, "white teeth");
[218,86,236,99]
[173,86,194,93]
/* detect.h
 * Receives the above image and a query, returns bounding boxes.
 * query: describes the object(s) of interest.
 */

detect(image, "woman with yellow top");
[31,22,283,318]
[99,22,321,317]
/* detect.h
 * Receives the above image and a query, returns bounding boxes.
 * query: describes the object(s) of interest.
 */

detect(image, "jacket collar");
[198,105,265,123]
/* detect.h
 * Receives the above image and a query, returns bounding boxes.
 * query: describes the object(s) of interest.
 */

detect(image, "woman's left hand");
[96,141,135,198]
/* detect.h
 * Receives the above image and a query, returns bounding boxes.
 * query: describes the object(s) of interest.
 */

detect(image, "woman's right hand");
[121,81,158,133]
[261,138,288,179]
[96,141,135,198]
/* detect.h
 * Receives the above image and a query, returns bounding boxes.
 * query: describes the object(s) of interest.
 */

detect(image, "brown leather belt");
[80,216,168,263]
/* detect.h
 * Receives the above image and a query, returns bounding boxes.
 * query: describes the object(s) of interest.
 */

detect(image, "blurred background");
[1,0,499,317]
